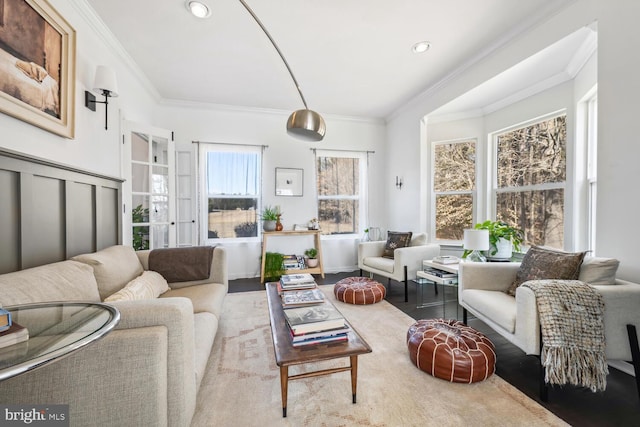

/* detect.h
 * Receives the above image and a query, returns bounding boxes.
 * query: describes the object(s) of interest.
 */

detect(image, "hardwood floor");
[230,272,640,426]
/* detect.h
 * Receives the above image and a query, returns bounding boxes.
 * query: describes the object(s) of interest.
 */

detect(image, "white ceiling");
[85,0,586,120]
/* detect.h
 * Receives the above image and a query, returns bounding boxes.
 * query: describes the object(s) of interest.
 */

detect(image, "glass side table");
[0,302,120,381]
[415,260,460,319]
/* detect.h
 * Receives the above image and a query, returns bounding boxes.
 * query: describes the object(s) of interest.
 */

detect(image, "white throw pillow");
[578,256,620,286]
[104,271,170,302]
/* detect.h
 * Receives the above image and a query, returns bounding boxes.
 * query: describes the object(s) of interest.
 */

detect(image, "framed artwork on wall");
[0,0,76,138]
[275,167,303,196]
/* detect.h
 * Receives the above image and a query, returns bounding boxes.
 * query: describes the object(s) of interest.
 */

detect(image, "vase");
[275,214,283,231]
[263,220,276,232]
[489,237,512,260]
[306,258,319,268]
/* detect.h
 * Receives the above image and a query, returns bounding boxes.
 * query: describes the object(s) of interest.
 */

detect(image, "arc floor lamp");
[236,0,326,141]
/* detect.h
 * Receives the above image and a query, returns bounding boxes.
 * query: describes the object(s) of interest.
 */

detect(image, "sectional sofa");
[0,244,227,427]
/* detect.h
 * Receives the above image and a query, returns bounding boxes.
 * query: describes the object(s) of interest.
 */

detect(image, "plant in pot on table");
[260,205,280,231]
[304,248,319,268]
[464,220,524,261]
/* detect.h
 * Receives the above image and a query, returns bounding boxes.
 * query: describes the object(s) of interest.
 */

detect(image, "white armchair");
[358,233,440,302]
[458,259,640,400]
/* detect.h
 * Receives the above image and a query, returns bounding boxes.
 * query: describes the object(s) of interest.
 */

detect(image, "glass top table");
[0,302,120,381]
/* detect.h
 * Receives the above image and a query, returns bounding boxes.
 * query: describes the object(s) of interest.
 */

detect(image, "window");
[202,146,261,239]
[315,151,367,234]
[494,114,566,248]
[433,140,476,240]
[586,96,598,251]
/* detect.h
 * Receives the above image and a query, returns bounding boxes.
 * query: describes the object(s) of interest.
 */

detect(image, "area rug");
[190,286,569,427]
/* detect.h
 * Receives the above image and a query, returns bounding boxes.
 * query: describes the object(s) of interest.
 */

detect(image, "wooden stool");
[407,318,496,383]
[334,277,386,305]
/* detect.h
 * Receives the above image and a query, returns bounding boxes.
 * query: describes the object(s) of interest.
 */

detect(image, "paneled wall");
[0,149,122,274]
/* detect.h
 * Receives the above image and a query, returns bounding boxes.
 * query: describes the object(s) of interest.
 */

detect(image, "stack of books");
[282,255,301,270]
[279,273,316,291]
[423,267,457,278]
[0,322,29,349]
[282,301,350,347]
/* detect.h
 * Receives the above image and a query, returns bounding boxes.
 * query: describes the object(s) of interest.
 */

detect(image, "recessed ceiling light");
[186,1,211,19]
[412,41,431,54]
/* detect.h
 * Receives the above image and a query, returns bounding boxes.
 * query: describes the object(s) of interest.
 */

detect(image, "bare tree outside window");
[433,141,476,240]
[496,115,566,248]
[317,156,360,234]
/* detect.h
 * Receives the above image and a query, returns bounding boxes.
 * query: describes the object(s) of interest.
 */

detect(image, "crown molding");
[69,0,162,102]
[386,0,577,122]
[158,98,384,125]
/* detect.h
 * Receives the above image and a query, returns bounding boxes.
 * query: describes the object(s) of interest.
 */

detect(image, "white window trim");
[198,143,262,244]
[315,149,368,236]
[487,110,567,224]
[430,137,478,244]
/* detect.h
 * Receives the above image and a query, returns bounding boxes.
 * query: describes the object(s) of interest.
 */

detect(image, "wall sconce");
[84,65,119,130]
[395,176,403,190]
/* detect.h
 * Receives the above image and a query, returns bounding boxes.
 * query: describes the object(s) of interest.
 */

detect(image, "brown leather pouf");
[334,277,386,305]
[406,318,496,383]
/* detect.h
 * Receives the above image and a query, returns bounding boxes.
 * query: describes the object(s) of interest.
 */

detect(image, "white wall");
[0,0,156,178]
[386,1,597,237]
[595,1,640,281]
[154,103,387,279]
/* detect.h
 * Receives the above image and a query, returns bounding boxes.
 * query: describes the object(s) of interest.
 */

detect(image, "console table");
[0,302,120,381]
[260,230,324,283]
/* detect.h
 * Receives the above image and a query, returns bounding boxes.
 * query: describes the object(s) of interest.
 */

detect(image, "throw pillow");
[578,256,620,286]
[382,231,413,259]
[506,246,586,296]
[71,245,144,300]
[104,271,170,302]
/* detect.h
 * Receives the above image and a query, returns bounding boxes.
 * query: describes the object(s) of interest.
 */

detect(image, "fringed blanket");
[522,279,608,392]
[149,246,215,283]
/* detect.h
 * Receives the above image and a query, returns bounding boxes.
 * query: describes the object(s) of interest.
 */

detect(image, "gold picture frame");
[0,0,76,138]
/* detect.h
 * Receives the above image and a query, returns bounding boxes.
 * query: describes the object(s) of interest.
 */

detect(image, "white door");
[175,142,197,247]
[122,121,175,250]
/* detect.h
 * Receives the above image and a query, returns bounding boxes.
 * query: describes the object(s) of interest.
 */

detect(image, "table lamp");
[464,229,489,262]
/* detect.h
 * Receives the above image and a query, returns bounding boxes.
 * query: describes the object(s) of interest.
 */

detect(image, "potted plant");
[464,220,524,260]
[260,205,279,231]
[263,252,285,281]
[304,248,319,268]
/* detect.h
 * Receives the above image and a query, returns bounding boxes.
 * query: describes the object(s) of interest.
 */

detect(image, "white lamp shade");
[93,66,119,97]
[463,229,489,251]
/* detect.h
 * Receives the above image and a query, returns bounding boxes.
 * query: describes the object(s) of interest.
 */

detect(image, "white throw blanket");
[522,279,608,392]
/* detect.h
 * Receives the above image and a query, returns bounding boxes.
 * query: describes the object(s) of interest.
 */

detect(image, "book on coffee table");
[281,288,325,307]
[283,300,346,335]
[291,333,348,347]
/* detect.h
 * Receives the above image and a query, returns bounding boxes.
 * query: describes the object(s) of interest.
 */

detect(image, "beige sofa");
[0,245,227,427]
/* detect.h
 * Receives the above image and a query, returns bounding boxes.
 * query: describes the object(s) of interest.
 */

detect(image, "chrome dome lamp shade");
[287,109,326,141]
[238,0,326,141]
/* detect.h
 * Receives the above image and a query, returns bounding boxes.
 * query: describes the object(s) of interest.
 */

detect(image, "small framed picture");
[275,167,303,197]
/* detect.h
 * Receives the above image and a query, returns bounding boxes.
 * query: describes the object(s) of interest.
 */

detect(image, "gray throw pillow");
[382,231,413,259]
[507,246,586,296]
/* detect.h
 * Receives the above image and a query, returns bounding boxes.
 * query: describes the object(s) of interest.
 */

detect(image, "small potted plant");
[304,248,319,268]
[464,220,524,260]
[260,205,279,231]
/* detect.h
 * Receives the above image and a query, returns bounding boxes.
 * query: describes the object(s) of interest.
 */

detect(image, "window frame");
[489,111,567,248]
[430,138,478,244]
[314,150,368,237]
[199,144,262,243]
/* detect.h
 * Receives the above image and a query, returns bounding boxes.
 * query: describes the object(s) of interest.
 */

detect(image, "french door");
[122,121,175,250]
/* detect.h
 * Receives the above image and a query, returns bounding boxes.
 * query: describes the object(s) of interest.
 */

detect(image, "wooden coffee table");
[265,283,372,417]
